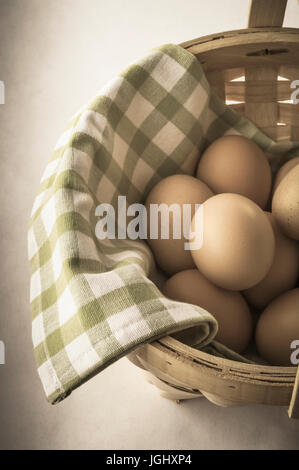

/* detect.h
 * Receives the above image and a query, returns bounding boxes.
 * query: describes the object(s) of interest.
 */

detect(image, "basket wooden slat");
[289,368,299,418]
[248,0,287,28]
[134,339,295,407]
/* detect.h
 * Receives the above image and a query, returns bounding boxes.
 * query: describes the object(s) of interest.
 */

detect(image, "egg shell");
[196,135,272,209]
[244,212,299,309]
[273,157,299,191]
[145,174,213,275]
[272,164,299,240]
[163,269,253,353]
[190,193,275,291]
[255,288,299,366]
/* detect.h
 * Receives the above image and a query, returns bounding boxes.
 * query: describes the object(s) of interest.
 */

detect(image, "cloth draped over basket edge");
[28,44,299,404]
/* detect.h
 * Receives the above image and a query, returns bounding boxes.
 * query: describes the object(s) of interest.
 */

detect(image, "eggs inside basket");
[145,135,299,366]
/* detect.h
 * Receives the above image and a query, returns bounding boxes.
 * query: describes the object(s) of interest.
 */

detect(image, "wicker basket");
[129,0,299,419]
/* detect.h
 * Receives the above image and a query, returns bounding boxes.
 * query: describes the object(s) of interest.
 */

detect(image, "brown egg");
[244,213,299,309]
[190,194,275,291]
[163,269,252,353]
[272,164,299,240]
[196,135,272,208]
[145,174,213,275]
[256,288,299,366]
[273,157,299,191]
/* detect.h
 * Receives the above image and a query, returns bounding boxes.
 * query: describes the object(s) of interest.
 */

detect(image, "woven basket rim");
[180,26,299,50]
[159,336,298,375]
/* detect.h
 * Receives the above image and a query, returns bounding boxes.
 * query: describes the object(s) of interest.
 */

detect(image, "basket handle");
[289,366,299,419]
[248,0,287,27]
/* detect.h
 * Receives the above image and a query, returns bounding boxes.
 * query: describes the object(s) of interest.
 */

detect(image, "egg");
[163,269,252,353]
[244,213,299,309]
[255,288,299,366]
[273,157,299,191]
[196,135,272,208]
[272,164,299,240]
[190,193,275,290]
[145,174,213,275]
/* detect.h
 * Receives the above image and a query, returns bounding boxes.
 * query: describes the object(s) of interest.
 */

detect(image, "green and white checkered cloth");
[28,44,299,404]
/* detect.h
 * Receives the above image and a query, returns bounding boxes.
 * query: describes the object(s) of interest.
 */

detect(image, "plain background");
[1,0,299,450]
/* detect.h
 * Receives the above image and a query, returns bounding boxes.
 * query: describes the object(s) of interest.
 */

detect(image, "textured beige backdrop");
[1,0,299,450]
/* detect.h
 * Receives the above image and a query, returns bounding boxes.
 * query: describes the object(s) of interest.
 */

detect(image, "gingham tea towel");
[28,44,299,404]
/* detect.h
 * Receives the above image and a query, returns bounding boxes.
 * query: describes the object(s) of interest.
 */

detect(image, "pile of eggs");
[145,135,299,366]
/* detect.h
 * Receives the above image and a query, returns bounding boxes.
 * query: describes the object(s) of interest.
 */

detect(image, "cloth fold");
[28,44,299,403]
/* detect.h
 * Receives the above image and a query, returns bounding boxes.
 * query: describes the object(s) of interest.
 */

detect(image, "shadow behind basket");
[128,0,299,419]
